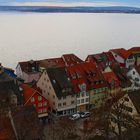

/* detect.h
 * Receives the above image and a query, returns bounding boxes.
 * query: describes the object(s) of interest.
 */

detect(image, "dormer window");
[76,72,81,78]
[79,83,86,92]
[62,89,65,93]
[68,88,72,92]
[32,67,35,71]
[94,81,97,84]
[38,96,42,101]
[31,97,35,102]
[67,77,70,81]
[71,74,76,79]
[53,79,56,84]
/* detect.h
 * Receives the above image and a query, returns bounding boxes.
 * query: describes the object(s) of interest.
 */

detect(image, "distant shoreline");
[0,6,140,14]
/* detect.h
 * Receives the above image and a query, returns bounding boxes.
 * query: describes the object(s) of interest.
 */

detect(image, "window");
[43,108,47,113]
[44,78,46,81]
[135,78,139,81]
[63,96,66,99]
[62,89,65,93]
[32,67,35,71]
[43,102,47,106]
[38,103,42,107]
[53,102,55,105]
[81,93,85,97]
[53,95,55,99]
[81,99,84,103]
[38,96,42,101]
[95,89,98,94]
[71,94,75,98]
[86,98,89,102]
[49,86,51,90]
[68,88,72,92]
[121,105,133,112]
[63,102,66,106]
[71,100,75,104]
[58,103,61,107]
[31,97,35,102]
[38,109,42,114]
[133,71,135,75]
[77,100,80,104]
[77,94,80,98]
[67,77,70,81]
[42,82,44,85]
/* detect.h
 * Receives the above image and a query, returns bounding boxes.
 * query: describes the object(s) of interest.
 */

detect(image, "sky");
[0,0,140,7]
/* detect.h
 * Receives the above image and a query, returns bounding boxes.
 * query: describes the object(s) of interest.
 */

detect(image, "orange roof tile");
[128,47,140,54]
[110,48,130,59]
[21,84,47,103]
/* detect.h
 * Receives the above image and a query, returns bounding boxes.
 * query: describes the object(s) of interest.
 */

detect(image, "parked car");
[80,111,91,118]
[69,113,80,120]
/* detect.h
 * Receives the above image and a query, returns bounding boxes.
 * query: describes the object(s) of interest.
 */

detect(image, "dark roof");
[0,71,14,83]
[62,53,83,66]
[112,64,132,88]
[18,54,83,72]
[18,60,40,74]
[0,71,24,105]
[47,67,75,98]
[128,47,140,53]
[39,57,65,69]
[3,67,17,78]
[128,90,140,114]
[86,52,116,71]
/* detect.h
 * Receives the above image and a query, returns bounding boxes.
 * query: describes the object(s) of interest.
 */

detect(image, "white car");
[69,113,80,120]
[80,112,91,118]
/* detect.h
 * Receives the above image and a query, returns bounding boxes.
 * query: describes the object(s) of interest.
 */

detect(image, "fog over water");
[0,12,140,69]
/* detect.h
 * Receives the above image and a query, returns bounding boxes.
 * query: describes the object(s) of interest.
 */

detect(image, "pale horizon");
[0,0,140,8]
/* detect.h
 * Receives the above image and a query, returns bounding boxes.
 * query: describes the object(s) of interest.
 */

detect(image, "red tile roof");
[40,57,65,68]
[66,62,107,93]
[128,47,140,54]
[18,60,40,73]
[103,71,120,87]
[86,52,118,71]
[62,54,83,66]
[18,54,83,72]
[110,48,130,59]
[103,51,118,65]
[21,84,47,104]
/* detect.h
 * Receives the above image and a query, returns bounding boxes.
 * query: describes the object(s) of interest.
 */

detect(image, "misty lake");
[0,12,140,69]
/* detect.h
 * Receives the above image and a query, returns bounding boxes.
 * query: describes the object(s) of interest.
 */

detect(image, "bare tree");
[11,106,44,140]
[89,90,140,140]
[46,117,79,140]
